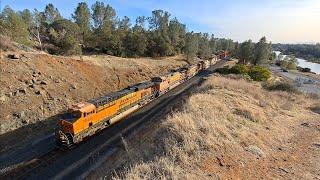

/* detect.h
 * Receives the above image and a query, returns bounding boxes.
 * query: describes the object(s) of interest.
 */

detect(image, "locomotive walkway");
[1,60,229,179]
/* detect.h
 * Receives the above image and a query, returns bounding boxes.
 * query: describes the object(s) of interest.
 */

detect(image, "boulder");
[13,111,25,118]
[40,80,47,85]
[19,88,26,94]
[35,90,42,95]
[245,145,265,157]
[21,119,29,124]
[8,53,20,59]
[54,79,61,83]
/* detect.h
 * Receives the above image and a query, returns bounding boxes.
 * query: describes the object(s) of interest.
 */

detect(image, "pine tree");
[48,19,81,55]
[239,40,254,64]
[168,18,186,54]
[91,1,117,53]
[198,33,211,59]
[72,2,91,45]
[184,32,198,61]
[253,37,272,65]
[148,10,173,56]
[0,6,30,45]
[44,3,62,25]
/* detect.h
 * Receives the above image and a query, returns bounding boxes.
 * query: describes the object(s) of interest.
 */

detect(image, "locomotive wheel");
[65,133,74,146]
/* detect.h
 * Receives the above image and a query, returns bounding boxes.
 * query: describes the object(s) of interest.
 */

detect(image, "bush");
[230,64,249,74]
[215,64,271,82]
[297,66,311,73]
[215,67,230,74]
[280,56,297,70]
[248,66,271,81]
[264,82,298,93]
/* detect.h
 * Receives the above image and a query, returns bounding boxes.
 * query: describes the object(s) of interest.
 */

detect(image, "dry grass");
[0,35,17,51]
[89,75,319,179]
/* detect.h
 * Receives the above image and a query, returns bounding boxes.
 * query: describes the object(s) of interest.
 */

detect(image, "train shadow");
[0,113,62,156]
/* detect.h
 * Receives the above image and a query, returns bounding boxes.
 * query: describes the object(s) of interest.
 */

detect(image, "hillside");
[0,52,187,153]
[88,75,320,179]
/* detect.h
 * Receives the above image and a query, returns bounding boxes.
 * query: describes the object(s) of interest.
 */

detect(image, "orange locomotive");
[56,82,154,146]
[56,58,215,147]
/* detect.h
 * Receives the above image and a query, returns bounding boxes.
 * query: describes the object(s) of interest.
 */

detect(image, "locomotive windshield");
[62,110,82,121]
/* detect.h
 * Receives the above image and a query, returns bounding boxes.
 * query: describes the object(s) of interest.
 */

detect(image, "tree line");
[273,43,320,64]
[236,37,275,65]
[0,1,273,65]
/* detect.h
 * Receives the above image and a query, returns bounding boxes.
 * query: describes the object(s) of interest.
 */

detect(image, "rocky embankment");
[0,52,187,153]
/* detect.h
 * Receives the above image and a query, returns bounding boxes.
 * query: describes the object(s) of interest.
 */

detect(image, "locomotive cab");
[56,102,96,147]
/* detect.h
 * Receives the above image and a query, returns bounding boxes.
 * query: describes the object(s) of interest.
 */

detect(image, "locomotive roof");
[88,81,154,108]
[70,102,96,113]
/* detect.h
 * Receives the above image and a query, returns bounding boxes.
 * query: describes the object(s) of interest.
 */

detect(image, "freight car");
[56,57,221,147]
[203,60,211,69]
[151,70,184,96]
[216,51,229,60]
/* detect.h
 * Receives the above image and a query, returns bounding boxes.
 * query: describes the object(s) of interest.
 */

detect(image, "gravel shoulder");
[269,65,320,95]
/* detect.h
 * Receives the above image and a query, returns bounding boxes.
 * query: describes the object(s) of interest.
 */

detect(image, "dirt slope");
[0,52,187,153]
[88,75,320,179]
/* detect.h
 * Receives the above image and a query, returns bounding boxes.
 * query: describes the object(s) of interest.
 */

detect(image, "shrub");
[280,56,298,70]
[286,61,297,70]
[215,67,230,74]
[248,66,271,81]
[297,66,311,73]
[264,82,298,93]
[230,64,249,74]
[215,64,270,82]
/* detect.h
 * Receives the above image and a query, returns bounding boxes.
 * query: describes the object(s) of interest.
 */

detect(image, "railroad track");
[2,149,64,179]
[0,60,228,179]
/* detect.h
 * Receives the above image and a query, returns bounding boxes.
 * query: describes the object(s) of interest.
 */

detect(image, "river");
[274,51,320,74]
[296,58,320,74]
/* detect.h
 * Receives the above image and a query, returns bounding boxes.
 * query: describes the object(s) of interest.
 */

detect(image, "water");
[296,58,320,74]
[274,51,320,74]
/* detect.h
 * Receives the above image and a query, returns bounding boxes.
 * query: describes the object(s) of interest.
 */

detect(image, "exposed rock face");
[0,53,187,151]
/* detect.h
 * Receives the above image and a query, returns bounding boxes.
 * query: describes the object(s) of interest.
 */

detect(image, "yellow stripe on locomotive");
[56,82,154,147]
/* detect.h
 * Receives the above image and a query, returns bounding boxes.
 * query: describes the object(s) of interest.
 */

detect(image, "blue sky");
[1,0,320,43]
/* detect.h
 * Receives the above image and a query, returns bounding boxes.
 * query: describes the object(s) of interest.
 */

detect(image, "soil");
[0,51,187,154]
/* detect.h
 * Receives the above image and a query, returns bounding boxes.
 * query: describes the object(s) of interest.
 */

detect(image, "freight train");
[55,57,220,147]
